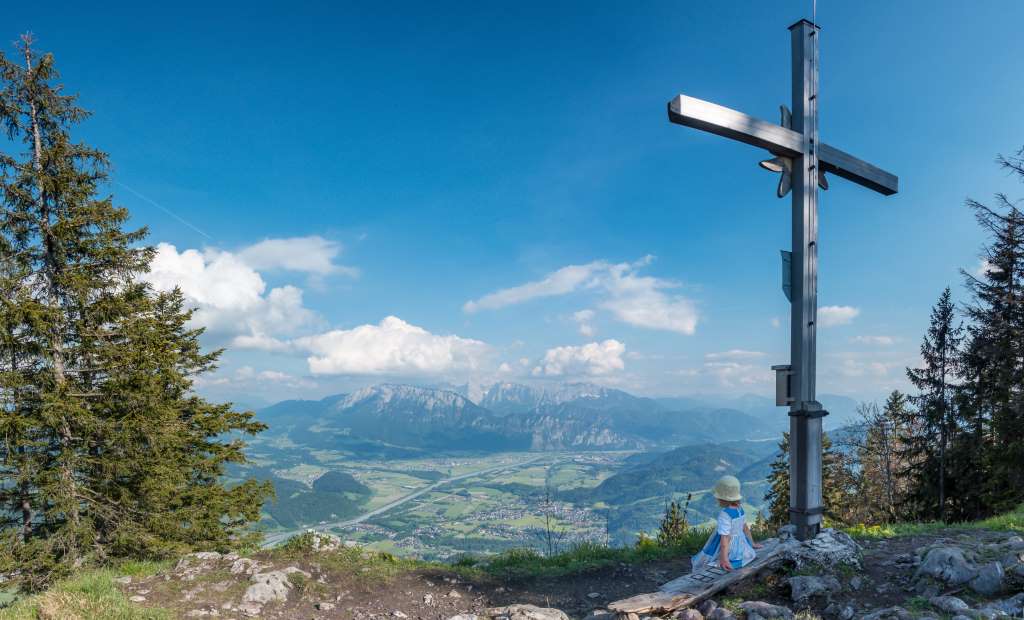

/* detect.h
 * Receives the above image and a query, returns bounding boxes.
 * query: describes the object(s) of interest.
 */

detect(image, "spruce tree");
[958,151,1024,516]
[0,35,271,589]
[764,432,854,527]
[904,288,963,521]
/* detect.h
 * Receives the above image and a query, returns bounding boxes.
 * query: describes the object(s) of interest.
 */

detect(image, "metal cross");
[666,20,898,540]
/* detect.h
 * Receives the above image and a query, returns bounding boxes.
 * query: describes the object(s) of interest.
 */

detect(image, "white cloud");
[818,305,860,327]
[532,340,626,377]
[463,263,601,313]
[976,259,1001,278]
[238,236,357,277]
[705,349,766,361]
[294,316,489,376]
[465,257,698,335]
[572,309,596,337]
[851,335,895,346]
[144,243,321,345]
[703,361,772,387]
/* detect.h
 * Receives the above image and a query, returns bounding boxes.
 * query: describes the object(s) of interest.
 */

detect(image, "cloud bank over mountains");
[144,237,900,399]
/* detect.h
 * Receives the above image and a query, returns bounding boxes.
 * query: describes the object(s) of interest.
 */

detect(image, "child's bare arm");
[718,534,732,571]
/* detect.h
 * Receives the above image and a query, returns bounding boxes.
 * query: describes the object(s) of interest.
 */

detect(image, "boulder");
[696,600,718,617]
[707,608,735,620]
[308,531,343,552]
[674,609,703,620]
[928,596,970,614]
[229,558,262,576]
[485,604,570,620]
[243,570,293,605]
[788,575,841,602]
[915,547,978,586]
[779,529,862,570]
[739,601,793,620]
[969,561,1004,596]
[979,593,1024,617]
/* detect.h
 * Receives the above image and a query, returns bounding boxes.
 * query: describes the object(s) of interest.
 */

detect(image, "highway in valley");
[260,453,549,548]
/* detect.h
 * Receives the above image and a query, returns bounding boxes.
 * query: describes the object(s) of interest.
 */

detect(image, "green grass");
[844,503,1024,539]
[0,562,171,620]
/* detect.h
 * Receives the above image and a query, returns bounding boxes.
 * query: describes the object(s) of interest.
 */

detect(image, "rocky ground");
[115,529,1024,620]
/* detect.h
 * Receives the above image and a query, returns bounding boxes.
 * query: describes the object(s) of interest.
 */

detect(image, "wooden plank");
[608,542,782,615]
[667,94,899,197]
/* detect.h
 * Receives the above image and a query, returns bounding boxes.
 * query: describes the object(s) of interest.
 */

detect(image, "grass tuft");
[0,566,171,620]
[844,503,1024,539]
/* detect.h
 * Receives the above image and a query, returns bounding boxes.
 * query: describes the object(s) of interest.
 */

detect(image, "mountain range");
[254,382,860,454]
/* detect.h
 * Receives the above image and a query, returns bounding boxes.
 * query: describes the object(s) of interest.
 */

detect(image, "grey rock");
[979,593,1024,617]
[449,615,479,620]
[739,601,793,620]
[929,596,970,614]
[673,609,703,620]
[393,611,409,618]
[839,606,855,620]
[969,561,1004,595]
[779,529,862,570]
[238,601,263,618]
[707,608,735,620]
[849,576,863,591]
[424,593,435,605]
[243,570,294,604]
[447,588,463,598]
[587,592,602,599]
[317,602,337,611]
[858,607,913,620]
[114,576,132,585]
[129,595,147,603]
[485,604,570,620]
[788,575,841,602]
[915,547,978,585]
[696,601,718,617]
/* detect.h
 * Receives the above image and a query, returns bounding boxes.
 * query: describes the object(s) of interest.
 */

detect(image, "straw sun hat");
[713,475,742,502]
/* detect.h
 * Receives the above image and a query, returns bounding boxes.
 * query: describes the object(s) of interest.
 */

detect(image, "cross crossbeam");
[668,95,898,195]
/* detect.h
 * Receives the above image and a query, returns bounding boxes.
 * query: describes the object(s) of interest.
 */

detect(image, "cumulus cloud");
[532,340,626,377]
[818,305,860,327]
[705,349,766,361]
[851,335,894,346]
[294,316,489,376]
[144,243,321,346]
[238,236,357,277]
[464,257,698,335]
[703,361,773,387]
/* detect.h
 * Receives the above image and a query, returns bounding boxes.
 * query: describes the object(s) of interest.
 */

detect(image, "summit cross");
[666,19,898,540]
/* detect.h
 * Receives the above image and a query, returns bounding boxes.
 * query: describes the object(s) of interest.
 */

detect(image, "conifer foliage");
[0,35,271,590]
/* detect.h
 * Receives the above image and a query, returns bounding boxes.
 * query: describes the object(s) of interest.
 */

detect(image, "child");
[691,475,763,573]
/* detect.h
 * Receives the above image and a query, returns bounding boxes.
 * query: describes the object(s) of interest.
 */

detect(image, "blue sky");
[11,1,1024,406]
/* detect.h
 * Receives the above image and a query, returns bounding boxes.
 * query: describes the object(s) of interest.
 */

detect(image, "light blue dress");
[691,506,757,571]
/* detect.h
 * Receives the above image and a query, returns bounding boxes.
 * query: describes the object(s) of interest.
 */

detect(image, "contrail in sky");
[115,181,213,241]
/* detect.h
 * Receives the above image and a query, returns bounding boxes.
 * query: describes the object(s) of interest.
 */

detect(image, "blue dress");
[691,506,757,571]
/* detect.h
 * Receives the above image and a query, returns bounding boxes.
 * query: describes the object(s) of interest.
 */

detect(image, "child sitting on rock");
[691,475,763,572]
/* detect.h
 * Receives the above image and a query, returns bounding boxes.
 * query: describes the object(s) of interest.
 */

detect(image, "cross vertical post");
[662,16,898,544]
[788,18,826,541]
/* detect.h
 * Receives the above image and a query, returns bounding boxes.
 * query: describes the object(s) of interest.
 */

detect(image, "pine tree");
[957,152,1024,516]
[764,432,854,528]
[0,35,271,589]
[904,288,963,522]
